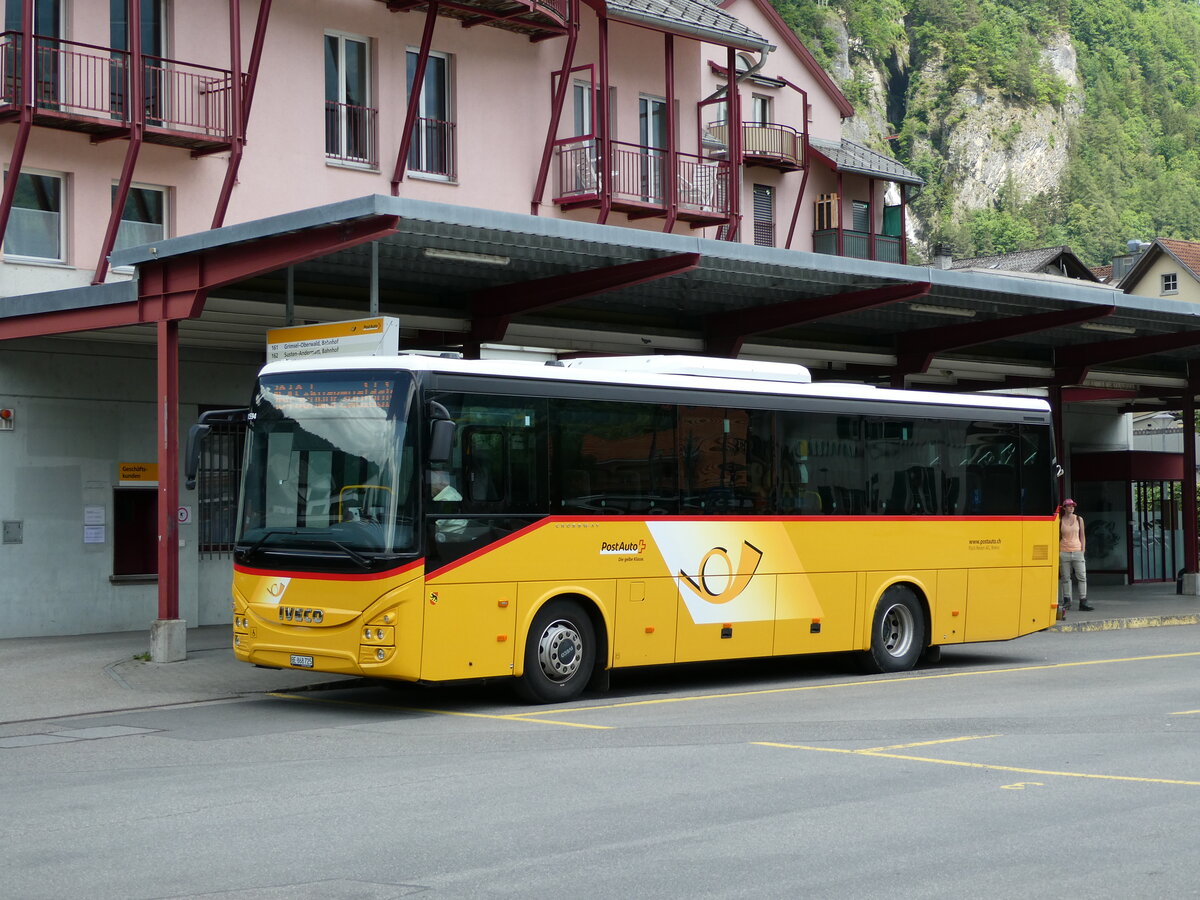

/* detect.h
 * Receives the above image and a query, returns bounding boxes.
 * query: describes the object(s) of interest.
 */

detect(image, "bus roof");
[258,354,1051,414]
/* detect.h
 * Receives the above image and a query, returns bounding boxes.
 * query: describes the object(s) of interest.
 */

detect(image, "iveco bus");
[188,354,1059,702]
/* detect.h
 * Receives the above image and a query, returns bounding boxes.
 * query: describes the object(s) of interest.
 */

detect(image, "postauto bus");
[187,354,1059,702]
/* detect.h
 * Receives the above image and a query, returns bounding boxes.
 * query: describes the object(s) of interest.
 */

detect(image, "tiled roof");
[807,137,924,185]
[606,0,771,51]
[951,246,1068,272]
[949,246,1099,282]
[1157,238,1200,280]
[1091,264,1113,283]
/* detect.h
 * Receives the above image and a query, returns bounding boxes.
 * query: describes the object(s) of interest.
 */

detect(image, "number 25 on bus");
[186,354,1061,703]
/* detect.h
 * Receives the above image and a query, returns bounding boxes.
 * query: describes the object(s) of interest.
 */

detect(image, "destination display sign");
[266,317,399,362]
[267,379,396,412]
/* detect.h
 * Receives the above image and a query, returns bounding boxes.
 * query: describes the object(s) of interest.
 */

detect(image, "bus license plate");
[290,654,314,668]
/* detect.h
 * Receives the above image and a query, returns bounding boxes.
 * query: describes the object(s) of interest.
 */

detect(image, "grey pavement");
[1,581,1196,725]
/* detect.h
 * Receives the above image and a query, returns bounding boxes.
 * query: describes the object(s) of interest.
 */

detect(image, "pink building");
[0,0,920,298]
[0,0,925,640]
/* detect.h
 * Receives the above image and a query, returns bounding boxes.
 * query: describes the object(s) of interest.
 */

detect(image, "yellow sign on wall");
[119,463,158,484]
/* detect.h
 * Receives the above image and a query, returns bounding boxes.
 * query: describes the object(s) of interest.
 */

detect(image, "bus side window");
[465,428,504,503]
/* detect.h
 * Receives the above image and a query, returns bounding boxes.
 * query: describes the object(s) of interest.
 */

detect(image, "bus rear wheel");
[515,600,596,704]
[860,585,925,674]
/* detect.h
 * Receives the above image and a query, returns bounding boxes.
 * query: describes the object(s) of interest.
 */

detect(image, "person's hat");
[1062,499,1076,507]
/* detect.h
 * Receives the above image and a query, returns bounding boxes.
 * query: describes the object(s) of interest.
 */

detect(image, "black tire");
[860,585,926,674]
[515,599,597,704]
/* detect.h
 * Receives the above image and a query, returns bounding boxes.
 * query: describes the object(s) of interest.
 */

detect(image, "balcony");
[554,138,731,226]
[708,121,805,172]
[0,32,235,153]
[813,229,903,264]
[375,0,568,41]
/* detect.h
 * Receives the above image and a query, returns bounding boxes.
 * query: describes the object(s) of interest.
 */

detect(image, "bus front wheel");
[516,599,596,703]
[860,586,925,674]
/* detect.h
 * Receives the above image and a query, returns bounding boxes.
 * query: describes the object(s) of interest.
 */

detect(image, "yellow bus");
[189,354,1059,703]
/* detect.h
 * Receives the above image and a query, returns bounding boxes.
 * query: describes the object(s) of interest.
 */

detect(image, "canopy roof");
[5,195,1200,411]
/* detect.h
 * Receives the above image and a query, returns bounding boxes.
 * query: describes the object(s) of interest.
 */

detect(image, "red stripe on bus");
[423,514,1055,579]
[233,558,425,582]
[426,519,552,579]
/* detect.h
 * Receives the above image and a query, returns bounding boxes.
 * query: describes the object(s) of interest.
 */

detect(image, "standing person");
[1059,499,1093,613]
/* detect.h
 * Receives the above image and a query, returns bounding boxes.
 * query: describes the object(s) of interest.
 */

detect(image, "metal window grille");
[753,183,775,248]
[197,422,245,556]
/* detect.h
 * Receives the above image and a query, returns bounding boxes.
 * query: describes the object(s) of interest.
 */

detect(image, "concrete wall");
[0,337,263,638]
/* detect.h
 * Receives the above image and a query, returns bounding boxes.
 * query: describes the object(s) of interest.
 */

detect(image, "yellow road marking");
[266,692,613,729]
[1170,709,1200,716]
[753,741,1200,786]
[863,734,1000,752]
[516,650,1200,719]
[266,649,1200,731]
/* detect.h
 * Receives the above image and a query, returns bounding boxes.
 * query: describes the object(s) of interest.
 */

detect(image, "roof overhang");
[7,195,1200,410]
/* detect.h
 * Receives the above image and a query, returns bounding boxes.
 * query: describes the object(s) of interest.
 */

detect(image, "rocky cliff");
[819,10,1082,259]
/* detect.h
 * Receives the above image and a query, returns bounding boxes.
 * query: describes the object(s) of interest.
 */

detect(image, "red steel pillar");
[392,1,439,192]
[93,0,145,283]
[152,316,183,657]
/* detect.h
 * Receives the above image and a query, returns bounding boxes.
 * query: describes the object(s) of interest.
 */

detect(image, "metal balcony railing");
[708,121,805,169]
[813,229,902,263]
[141,54,232,136]
[0,32,235,142]
[325,100,378,167]
[554,138,729,216]
[407,116,456,178]
[1,33,125,118]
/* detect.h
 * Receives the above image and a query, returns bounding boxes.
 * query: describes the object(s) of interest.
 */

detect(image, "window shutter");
[753,184,775,247]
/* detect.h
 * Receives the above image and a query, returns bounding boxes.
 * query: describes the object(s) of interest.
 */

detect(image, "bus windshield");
[236,372,418,567]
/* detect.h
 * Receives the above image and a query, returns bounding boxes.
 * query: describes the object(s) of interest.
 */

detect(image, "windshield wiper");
[240,531,373,569]
[242,529,299,558]
[315,539,372,569]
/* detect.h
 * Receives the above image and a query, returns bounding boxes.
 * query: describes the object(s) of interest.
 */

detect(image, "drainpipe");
[663,33,677,232]
[597,14,611,225]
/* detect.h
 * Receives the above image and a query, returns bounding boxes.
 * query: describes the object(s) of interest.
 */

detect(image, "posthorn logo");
[679,541,764,605]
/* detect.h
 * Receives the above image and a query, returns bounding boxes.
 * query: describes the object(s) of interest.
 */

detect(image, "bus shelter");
[3,195,1200,651]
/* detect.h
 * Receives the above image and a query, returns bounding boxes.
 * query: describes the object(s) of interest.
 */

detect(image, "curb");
[1051,614,1200,633]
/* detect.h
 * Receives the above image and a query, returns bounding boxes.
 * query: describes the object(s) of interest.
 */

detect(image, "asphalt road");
[3,624,1199,899]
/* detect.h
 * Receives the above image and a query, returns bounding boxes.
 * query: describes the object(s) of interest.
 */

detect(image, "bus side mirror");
[430,420,456,463]
[185,407,249,490]
[428,401,456,463]
[184,424,212,490]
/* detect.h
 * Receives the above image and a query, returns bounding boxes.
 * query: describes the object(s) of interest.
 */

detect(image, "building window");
[1162,272,1179,295]
[814,192,838,231]
[111,0,167,121]
[112,184,166,252]
[750,94,771,125]
[325,31,376,166]
[753,184,775,247]
[3,170,64,262]
[196,417,245,556]
[407,49,455,178]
